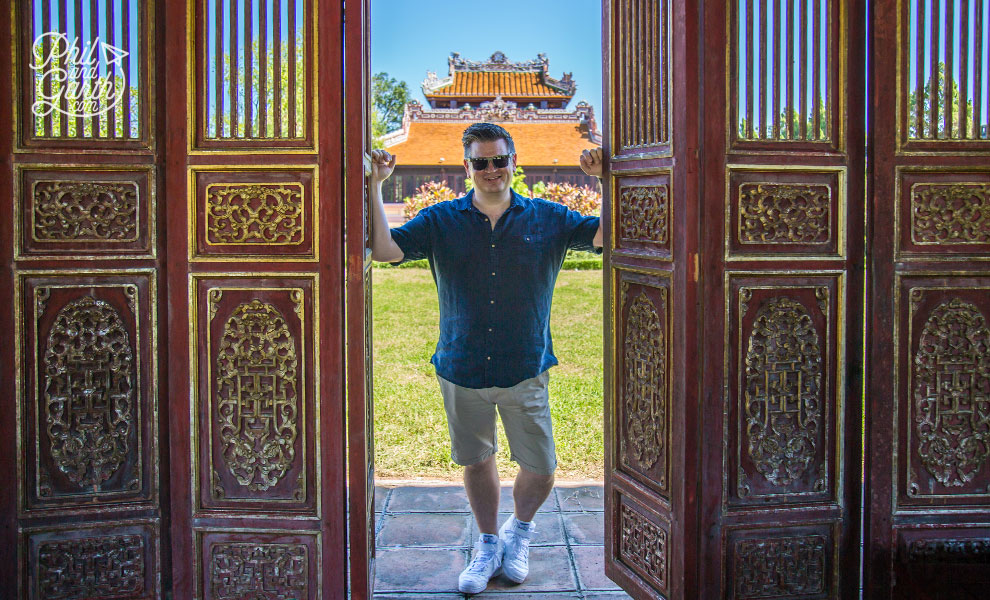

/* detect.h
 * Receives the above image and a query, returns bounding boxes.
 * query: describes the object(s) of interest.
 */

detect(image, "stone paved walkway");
[373,483,632,599]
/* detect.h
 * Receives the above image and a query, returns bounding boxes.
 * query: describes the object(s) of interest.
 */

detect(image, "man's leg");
[464,454,501,534]
[491,371,556,583]
[513,465,555,522]
[437,376,504,592]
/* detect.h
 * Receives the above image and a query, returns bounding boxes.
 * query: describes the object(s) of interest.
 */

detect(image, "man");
[369,122,604,594]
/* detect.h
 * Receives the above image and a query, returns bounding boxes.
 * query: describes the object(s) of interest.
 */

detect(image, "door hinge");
[690,252,699,282]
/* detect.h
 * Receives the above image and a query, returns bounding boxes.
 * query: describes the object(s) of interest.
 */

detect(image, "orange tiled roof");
[385,121,597,167]
[425,71,571,99]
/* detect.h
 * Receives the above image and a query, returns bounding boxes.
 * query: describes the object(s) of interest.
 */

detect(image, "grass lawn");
[372,267,604,481]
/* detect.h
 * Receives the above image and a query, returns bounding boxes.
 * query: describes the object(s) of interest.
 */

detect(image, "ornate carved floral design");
[734,535,826,598]
[907,538,990,563]
[44,295,134,489]
[33,180,139,241]
[619,504,668,592]
[38,535,145,598]
[206,183,304,244]
[621,289,666,481]
[738,183,831,244]
[619,186,669,246]
[742,293,823,487]
[210,543,307,599]
[912,297,990,487]
[215,300,300,492]
[911,183,990,244]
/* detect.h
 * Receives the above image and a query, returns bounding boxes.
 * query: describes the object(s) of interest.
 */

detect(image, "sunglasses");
[468,154,513,171]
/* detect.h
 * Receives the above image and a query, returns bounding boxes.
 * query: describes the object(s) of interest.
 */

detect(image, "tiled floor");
[373,483,632,599]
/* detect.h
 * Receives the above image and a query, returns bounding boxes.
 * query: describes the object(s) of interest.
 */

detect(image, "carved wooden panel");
[726,273,843,509]
[16,271,158,516]
[15,166,156,260]
[729,0,839,148]
[893,526,990,597]
[21,520,160,600]
[192,0,316,150]
[195,529,320,600]
[612,492,670,597]
[895,275,990,508]
[190,167,318,262]
[615,269,671,501]
[726,167,845,260]
[614,174,672,261]
[612,0,670,155]
[191,274,319,516]
[897,0,990,151]
[16,0,154,150]
[724,523,837,599]
[896,168,990,261]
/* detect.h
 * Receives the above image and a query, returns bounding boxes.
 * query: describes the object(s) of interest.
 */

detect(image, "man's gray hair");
[462,122,516,158]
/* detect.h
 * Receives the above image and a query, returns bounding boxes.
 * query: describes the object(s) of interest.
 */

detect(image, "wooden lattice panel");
[190,274,319,517]
[895,275,990,509]
[16,0,154,150]
[189,166,318,262]
[16,271,158,517]
[726,166,846,261]
[724,273,844,511]
[729,0,839,148]
[192,0,316,151]
[15,165,156,260]
[724,522,838,599]
[195,529,320,600]
[614,269,672,500]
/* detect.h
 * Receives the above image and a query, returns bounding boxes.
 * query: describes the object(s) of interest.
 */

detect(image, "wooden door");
[865,1,990,598]
[603,0,697,597]
[165,0,352,597]
[1,0,363,598]
[345,0,376,597]
[604,1,865,598]
[4,1,166,597]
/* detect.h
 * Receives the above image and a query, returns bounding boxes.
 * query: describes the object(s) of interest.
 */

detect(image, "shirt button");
[488,328,492,332]
[487,356,491,360]
[491,244,495,248]
[491,272,495,276]
[490,300,494,304]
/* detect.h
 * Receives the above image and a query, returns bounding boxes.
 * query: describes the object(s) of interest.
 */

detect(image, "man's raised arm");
[369,149,405,263]
[579,147,605,248]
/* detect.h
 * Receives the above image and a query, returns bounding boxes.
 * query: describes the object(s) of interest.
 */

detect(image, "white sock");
[513,516,534,531]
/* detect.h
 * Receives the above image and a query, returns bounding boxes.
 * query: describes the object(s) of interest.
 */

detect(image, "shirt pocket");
[507,231,545,249]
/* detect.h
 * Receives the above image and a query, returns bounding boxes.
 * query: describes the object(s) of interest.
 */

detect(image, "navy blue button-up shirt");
[390,189,601,389]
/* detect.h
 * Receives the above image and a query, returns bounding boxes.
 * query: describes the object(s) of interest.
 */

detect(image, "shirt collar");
[455,188,531,212]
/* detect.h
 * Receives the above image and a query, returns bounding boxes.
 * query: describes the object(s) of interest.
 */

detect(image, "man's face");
[464,139,516,196]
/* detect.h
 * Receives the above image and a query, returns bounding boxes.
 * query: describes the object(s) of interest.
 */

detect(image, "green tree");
[907,62,975,139]
[372,72,409,147]
[736,95,828,141]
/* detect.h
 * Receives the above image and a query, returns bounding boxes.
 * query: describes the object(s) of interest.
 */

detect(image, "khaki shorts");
[437,371,557,475]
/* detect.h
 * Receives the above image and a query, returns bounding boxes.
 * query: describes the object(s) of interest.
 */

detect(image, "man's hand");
[371,149,397,183]
[579,147,604,178]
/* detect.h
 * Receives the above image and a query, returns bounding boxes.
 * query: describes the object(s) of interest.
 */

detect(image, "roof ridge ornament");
[447,51,550,74]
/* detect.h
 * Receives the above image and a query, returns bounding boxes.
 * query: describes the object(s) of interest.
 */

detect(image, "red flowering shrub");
[403,181,457,220]
[535,182,601,217]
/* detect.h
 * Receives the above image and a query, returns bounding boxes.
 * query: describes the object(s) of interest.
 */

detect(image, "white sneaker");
[458,533,503,594]
[498,516,535,583]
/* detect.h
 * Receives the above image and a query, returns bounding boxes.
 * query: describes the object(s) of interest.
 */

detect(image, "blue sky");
[371,0,604,121]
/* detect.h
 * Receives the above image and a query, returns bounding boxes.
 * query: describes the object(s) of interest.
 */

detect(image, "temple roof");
[422,52,575,101]
[384,120,599,167]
